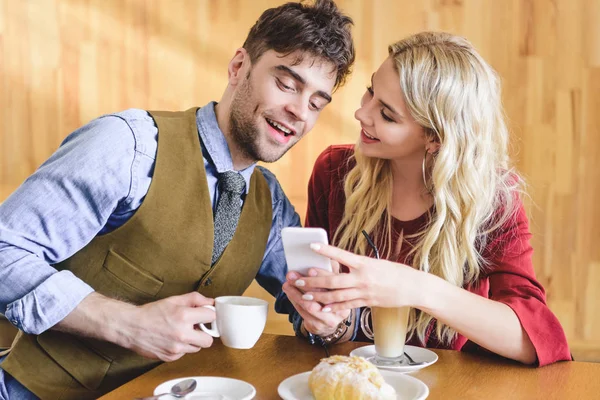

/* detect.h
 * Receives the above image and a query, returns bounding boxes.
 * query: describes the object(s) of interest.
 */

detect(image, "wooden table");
[100,334,600,400]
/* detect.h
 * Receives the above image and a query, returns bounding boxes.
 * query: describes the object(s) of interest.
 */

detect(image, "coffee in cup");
[199,296,268,349]
[371,306,410,364]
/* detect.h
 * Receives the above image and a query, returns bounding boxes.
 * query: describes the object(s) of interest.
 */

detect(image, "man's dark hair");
[242,0,355,90]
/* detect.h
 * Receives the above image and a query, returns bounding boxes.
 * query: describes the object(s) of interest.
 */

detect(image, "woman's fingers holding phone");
[307,260,340,276]
[288,268,335,294]
[283,280,323,312]
[284,284,348,335]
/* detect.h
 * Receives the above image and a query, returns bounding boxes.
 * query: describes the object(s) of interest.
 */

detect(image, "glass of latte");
[370,306,411,367]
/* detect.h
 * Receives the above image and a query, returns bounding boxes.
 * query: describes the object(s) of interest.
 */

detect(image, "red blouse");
[305,145,571,366]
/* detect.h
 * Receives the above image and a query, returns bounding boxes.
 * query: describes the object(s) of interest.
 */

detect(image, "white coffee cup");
[199,296,268,349]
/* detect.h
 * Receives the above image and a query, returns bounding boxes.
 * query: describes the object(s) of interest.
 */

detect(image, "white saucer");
[349,345,438,373]
[154,376,256,400]
[278,370,428,400]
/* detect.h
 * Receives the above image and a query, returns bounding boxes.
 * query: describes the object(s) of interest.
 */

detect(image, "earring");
[422,149,434,194]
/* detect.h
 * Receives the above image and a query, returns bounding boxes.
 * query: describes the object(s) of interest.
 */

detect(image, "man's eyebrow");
[275,65,306,85]
[316,90,332,104]
[371,73,399,116]
[275,65,332,104]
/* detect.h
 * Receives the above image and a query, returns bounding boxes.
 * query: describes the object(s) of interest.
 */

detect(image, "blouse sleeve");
[305,146,334,231]
[484,200,571,366]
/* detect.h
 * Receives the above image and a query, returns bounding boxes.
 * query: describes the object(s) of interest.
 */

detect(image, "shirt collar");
[196,102,255,194]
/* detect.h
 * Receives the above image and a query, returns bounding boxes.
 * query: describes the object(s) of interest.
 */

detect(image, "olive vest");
[1,108,273,399]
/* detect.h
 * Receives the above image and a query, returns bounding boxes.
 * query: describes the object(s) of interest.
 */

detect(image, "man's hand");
[55,291,216,362]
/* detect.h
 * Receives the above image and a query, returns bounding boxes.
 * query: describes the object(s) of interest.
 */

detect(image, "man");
[0,1,354,398]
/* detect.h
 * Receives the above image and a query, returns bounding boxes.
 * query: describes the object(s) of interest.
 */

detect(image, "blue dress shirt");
[0,102,300,336]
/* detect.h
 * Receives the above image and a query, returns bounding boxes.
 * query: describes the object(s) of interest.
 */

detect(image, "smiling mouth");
[266,117,294,137]
[363,129,379,140]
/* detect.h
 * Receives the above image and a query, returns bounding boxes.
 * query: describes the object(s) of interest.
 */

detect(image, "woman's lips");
[360,129,380,144]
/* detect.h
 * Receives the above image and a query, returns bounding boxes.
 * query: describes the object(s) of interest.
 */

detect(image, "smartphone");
[281,227,332,276]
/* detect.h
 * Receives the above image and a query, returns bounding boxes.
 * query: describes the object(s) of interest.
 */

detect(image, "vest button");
[204,278,212,286]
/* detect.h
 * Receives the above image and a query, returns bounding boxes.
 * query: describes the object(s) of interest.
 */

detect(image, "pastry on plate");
[308,355,396,399]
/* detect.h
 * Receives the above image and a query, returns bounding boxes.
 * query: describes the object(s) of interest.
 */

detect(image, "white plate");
[349,345,438,373]
[154,376,256,400]
[277,370,428,400]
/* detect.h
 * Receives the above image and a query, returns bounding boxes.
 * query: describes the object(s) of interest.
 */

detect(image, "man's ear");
[228,48,250,86]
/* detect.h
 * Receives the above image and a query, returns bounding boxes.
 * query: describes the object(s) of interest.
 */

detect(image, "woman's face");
[355,57,433,162]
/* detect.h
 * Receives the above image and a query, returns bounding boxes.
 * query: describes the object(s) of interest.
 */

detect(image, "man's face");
[229,50,337,163]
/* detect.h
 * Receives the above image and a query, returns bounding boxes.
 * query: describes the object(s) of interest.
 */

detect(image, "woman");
[282,32,571,366]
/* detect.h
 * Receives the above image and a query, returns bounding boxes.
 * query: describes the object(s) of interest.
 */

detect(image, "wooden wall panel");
[1,0,598,360]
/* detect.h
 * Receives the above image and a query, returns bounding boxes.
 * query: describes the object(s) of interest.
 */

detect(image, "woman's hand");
[282,264,350,337]
[292,243,425,312]
[292,245,538,365]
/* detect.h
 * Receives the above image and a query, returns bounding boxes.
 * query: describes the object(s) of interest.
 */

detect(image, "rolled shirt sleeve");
[0,115,137,334]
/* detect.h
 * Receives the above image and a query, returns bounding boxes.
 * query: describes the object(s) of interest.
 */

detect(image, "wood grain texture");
[98,333,600,400]
[1,0,598,360]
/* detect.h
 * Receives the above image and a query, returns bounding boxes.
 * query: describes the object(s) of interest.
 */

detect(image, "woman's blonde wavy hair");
[333,32,523,345]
